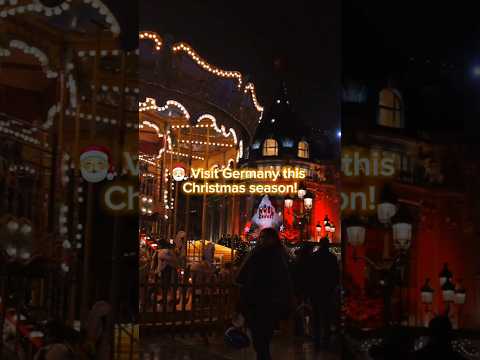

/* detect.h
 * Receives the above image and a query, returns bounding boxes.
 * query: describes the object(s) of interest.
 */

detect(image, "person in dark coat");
[413,315,466,359]
[304,237,339,350]
[235,227,293,360]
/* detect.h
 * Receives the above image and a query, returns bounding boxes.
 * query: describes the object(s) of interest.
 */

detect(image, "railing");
[0,260,73,359]
[114,323,140,360]
[139,267,236,338]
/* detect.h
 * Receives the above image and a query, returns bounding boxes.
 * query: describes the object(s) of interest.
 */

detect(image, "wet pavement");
[141,334,342,360]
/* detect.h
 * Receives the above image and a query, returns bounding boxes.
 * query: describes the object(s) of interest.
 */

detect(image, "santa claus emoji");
[80,145,115,183]
[172,164,186,182]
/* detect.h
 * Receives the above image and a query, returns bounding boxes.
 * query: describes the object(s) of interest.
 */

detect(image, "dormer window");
[378,88,404,128]
[263,138,278,156]
[298,141,309,159]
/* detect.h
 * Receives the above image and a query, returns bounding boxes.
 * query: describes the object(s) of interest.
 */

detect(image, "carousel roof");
[139,30,262,141]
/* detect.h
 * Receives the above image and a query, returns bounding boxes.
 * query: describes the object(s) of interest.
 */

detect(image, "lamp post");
[439,262,453,287]
[303,192,313,240]
[421,266,467,329]
[297,183,307,199]
[315,223,322,241]
[420,278,434,326]
[324,215,336,242]
[377,185,397,260]
[284,195,293,210]
[346,206,413,326]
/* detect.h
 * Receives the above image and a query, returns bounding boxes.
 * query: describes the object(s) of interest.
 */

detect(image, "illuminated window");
[262,138,278,156]
[298,141,309,158]
[378,88,403,128]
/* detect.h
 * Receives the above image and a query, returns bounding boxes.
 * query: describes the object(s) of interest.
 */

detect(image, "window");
[298,141,309,158]
[378,88,403,128]
[262,138,278,156]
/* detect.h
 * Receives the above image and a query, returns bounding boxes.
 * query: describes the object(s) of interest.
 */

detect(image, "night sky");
[343,0,480,135]
[141,0,341,131]
[142,1,480,135]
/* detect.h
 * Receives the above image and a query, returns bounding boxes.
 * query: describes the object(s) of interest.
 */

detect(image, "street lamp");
[377,185,397,225]
[324,215,332,230]
[284,195,293,209]
[346,225,366,247]
[303,192,313,211]
[315,223,322,241]
[392,222,412,251]
[420,278,434,305]
[297,183,307,199]
[442,277,456,303]
[454,281,467,305]
[439,263,453,287]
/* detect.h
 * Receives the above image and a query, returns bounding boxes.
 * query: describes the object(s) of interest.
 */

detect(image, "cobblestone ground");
[141,334,342,360]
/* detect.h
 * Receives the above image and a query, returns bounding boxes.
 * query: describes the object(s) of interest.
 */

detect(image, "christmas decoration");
[79,145,115,183]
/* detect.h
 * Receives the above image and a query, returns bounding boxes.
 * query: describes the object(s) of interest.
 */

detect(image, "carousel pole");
[167,142,174,239]
[172,127,180,236]
[109,50,128,327]
[230,158,237,262]
[160,123,168,240]
[67,103,81,326]
[219,151,227,237]
[81,27,101,324]
[200,124,210,256]
[184,126,193,263]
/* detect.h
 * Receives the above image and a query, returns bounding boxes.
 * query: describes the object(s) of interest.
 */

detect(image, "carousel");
[139,30,263,268]
[1,1,137,358]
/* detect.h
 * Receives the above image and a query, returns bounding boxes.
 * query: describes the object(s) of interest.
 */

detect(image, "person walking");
[413,315,467,359]
[235,227,293,360]
[304,237,339,351]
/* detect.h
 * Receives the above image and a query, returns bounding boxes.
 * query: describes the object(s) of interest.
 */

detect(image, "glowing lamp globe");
[346,226,365,247]
[454,282,467,305]
[377,202,396,224]
[284,196,293,209]
[315,223,322,233]
[392,222,412,251]
[303,195,313,210]
[420,279,434,304]
[298,188,307,199]
[323,215,332,232]
[442,278,455,303]
[329,224,336,234]
[439,263,453,287]
[6,220,19,233]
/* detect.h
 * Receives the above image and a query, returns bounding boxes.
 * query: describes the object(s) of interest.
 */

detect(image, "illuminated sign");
[180,167,306,195]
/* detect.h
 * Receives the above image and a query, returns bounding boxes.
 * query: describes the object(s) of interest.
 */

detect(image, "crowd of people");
[232,228,470,360]
[234,228,340,359]
[142,228,471,360]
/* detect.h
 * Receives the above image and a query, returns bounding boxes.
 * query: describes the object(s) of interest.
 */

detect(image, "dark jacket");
[236,244,293,315]
[304,247,339,300]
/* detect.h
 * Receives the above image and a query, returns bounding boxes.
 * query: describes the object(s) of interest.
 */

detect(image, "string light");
[178,139,234,148]
[197,114,238,145]
[244,82,264,112]
[165,150,204,160]
[64,109,138,128]
[140,120,163,138]
[0,0,72,20]
[139,98,191,119]
[9,40,57,79]
[172,42,243,88]
[82,0,120,34]
[139,31,163,51]
[77,49,126,57]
